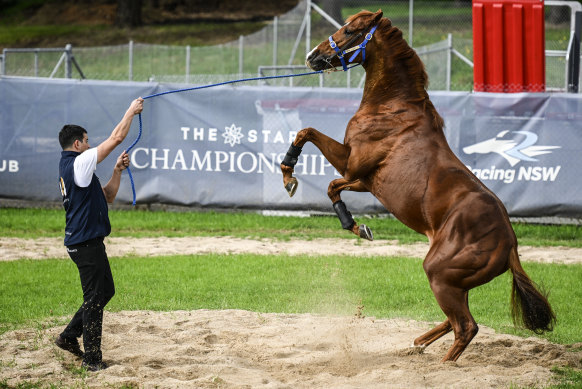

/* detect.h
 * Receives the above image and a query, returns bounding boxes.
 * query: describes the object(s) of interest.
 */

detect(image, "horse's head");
[306,10,384,72]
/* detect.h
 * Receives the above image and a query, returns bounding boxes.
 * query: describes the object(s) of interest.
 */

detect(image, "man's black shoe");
[55,335,83,358]
[82,360,109,372]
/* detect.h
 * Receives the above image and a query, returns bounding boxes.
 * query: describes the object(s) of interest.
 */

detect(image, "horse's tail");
[508,247,556,334]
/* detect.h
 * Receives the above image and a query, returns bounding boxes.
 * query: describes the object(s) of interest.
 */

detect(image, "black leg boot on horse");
[281,138,373,241]
[328,178,373,240]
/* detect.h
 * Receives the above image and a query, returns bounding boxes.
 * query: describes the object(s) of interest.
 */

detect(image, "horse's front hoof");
[359,224,373,241]
[285,177,298,197]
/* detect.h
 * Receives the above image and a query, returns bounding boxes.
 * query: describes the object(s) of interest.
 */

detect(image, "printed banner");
[1,78,581,218]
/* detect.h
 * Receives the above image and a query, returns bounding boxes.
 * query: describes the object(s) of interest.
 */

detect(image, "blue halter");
[328,25,378,71]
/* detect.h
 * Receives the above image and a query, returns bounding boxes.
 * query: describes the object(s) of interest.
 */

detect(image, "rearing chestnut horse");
[280,10,555,362]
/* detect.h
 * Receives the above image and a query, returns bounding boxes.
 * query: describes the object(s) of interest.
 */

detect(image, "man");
[55,97,144,372]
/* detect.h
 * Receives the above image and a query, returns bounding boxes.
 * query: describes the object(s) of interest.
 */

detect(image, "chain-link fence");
[1,0,579,92]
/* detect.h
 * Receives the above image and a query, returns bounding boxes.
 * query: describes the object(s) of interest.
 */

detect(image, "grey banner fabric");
[1,78,580,217]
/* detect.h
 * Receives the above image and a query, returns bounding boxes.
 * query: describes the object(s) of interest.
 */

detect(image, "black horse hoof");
[285,177,298,197]
[359,224,373,241]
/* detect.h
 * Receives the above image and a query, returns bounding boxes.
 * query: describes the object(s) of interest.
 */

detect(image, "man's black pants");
[61,237,115,364]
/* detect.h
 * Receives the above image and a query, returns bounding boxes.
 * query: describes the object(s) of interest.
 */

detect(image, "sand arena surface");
[2,236,582,264]
[1,237,581,388]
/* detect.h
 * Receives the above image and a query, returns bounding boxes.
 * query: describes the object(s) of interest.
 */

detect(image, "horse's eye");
[345,28,353,35]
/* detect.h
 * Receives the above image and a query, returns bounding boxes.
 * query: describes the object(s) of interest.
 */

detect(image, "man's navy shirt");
[59,150,111,246]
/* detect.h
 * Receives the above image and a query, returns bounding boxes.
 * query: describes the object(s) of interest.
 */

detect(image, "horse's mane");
[367,14,444,130]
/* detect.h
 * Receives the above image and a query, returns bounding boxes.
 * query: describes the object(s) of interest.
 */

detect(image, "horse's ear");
[373,9,383,23]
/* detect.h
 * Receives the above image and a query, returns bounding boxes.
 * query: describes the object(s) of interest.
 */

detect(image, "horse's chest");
[369,148,431,204]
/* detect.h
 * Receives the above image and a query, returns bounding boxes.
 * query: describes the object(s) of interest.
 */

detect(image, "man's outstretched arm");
[96,98,143,164]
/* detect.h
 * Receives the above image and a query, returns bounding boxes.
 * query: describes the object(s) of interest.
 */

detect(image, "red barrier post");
[472,0,545,92]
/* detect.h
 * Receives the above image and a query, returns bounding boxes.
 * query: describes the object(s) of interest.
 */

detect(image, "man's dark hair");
[59,125,87,150]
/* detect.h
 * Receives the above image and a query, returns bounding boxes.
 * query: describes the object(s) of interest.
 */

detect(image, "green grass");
[0,25,89,44]
[0,20,267,49]
[550,367,582,389]
[342,2,473,22]
[2,207,581,247]
[1,253,580,347]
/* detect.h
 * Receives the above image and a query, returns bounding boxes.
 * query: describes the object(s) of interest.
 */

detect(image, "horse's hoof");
[399,345,426,356]
[359,224,373,241]
[285,177,298,197]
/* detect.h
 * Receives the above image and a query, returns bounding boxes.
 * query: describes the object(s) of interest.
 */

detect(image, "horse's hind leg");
[413,319,452,349]
[429,284,478,362]
[328,178,373,240]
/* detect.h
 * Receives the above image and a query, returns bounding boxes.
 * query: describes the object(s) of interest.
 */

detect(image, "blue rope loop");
[126,112,143,206]
[125,66,360,206]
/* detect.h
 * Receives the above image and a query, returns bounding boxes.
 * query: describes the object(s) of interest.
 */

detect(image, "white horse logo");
[463,130,560,167]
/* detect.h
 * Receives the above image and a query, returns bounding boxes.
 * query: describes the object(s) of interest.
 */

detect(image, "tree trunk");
[116,0,143,27]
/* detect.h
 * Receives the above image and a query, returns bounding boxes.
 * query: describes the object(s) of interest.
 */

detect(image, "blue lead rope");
[125,113,143,205]
[125,65,362,206]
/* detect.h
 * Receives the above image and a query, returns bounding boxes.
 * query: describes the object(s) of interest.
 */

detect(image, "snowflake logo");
[222,123,244,147]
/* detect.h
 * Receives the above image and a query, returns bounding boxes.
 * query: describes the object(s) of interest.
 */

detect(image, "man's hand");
[131,98,144,115]
[115,151,130,172]
[96,98,144,164]
[103,150,131,203]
